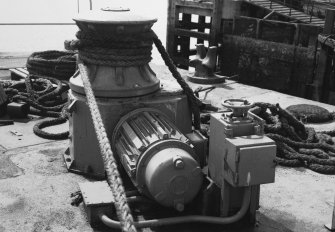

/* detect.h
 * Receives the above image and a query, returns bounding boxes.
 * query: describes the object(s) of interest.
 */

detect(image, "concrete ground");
[0,59,334,232]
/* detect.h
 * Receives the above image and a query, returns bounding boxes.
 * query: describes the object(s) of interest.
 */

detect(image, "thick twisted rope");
[66,29,203,129]
[77,58,136,232]
[26,50,76,80]
[2,50,76,140]
[251,103,335,174]
[151,31,203,129]
[65,30,152,67]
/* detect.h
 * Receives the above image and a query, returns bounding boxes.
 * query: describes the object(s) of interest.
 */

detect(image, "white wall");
[0,0,167,63]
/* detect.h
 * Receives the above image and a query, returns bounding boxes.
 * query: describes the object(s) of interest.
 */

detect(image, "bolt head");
[174,159,184,169]
[175,203,184,212]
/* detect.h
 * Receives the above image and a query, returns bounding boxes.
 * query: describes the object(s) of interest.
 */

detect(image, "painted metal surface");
[79,181,115,224]
[208,112,276,187]
[69,8,160,98]
[69,64,160,98]
[67,89,192,178]
[112,108,202,211]
[207,99,276,221]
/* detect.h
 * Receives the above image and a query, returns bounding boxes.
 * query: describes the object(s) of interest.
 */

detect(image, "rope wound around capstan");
[65,29,203,129]
[65,30,154,66]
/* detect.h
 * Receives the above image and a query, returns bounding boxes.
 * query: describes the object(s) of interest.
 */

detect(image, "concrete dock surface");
[0,60,334,232]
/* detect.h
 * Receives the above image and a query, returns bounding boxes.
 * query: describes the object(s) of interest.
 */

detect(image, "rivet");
[175,203,184,212]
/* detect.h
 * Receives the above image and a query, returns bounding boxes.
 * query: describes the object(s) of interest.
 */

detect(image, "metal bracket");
[67,100,77,114]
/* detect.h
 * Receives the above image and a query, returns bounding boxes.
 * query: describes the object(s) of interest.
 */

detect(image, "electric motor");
[112,108,203,211]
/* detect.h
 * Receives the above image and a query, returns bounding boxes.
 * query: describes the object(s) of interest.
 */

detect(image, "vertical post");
[325,194,335,231]
[310,1,314,23]
[89,0,92,10]
[198,16,206,44]
[289,0,292,16]
[166,0,178,60]
[209,0,223,46]
[312,9,335,102]
[290,24,301,95]
[179,13,191,69]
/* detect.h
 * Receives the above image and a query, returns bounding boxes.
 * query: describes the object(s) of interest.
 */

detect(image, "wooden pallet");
[9,67,28,80]
[245,0,325,27]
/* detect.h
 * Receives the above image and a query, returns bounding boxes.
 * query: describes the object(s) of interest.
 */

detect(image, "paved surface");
[0,61,334,232]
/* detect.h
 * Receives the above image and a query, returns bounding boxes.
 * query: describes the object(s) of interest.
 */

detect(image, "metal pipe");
[125,190,141,197]
[99,187,251,229]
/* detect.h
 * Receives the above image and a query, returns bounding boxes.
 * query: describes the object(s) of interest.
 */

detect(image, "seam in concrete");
[2,140,66,153]
[0,144,7,152]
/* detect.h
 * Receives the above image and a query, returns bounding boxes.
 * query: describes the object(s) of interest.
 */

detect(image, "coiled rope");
[2,51,76,140]
[27,50,76,80]
[250,102,335,174]
[66,29,203,129]
[26,51,76,139]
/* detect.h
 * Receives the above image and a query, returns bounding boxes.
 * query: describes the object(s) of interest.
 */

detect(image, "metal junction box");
[209,113,276,188]
[224,135,276,186]
[79,181,115,225]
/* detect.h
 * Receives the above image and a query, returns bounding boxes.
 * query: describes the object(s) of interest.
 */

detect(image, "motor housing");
[112,108,203,211]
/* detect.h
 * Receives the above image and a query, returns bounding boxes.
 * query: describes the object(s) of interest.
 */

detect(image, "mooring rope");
[77,58,137,232]
[152,32,203,129]
[65,29,203,129]
[251,102,335,174]
[1,50,76,140]
[26,50,76,80]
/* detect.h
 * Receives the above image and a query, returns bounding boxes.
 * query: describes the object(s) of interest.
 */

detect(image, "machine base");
[80,180,258,229]
[187,72,226,84]
[63,148,105,179]
[325,223,335,231]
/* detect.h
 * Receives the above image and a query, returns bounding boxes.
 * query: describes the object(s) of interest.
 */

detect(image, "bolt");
[175,159,184,169]
[173,156,184,169]
[175,203,184,212]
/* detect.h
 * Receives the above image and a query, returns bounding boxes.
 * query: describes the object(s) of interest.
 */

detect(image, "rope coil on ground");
[2,51,76,140]
[27,50,76,80]
[251,102,335,174]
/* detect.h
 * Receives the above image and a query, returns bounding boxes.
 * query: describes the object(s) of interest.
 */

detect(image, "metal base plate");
[187,72,226,84]
[63,148,105,180]
[325,223,335,231]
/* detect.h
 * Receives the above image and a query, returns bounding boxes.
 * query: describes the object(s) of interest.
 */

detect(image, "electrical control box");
[209,112,276,188]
